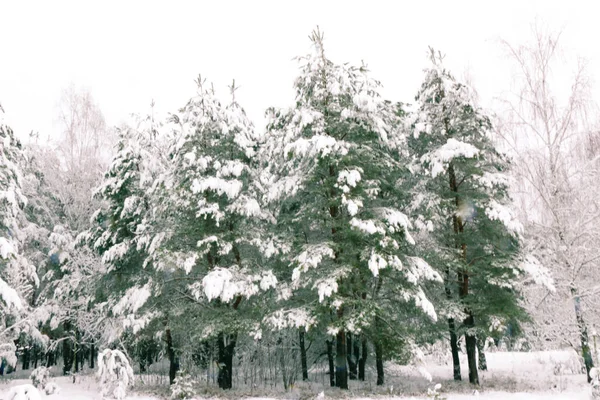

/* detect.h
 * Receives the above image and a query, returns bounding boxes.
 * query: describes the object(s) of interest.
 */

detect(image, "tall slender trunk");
[326,339,335,387]
[464,313,479,384]
[358,336,368,381]
[477,337,487,371]
[335,318,348,389]
[33,346,38,369]
[450,162,479,384]
[74,330,80,373]
[22,346,30,370]
[448,318,462,380]
[62,321,73,375]
[375,338,384,385]
[217,333,237,389]
[166,328,179,385]
[572,288,594,382]
[89,343,95,369]
[347,332,358,380]
[299,327,308,381]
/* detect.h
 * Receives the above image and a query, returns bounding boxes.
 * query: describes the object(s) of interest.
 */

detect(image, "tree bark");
[166,328,179,385]
[335,327,348,389]
[358,336,368,381]
[375,339,384,385]
[326,339,335,387]
[62,321,73,375]
[299,327,308,381]
[464,313,479,385]
[477,337,487,371]
[347,332,359,380]
[22,346,30,370]
[217,333,237,389]
[572,289,594,382]
[89,343,95,369]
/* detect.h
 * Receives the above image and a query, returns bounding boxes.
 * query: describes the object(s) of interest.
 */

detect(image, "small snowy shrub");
[590,367,600,399]
[426,383,446,400]
[44,382,61,395]
[170,370,197,400]
[4,384,42,400]
[97,348,134,400]
[553,353,584,376]
[29,366,51,389]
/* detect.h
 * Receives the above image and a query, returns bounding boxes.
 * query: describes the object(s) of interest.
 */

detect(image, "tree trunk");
[22,346,30,370]
[46,350,54,367]
[477,337,487,371]
[347,332,359,380]
[326,339,335,387]
[89,344,95,369]
[33,346,38,369]
[375,339,384,385]
[464,313,479,385]
[448,318,462,380]
[217,332,237,389]
[335,328,348,389]
[358,336,367,381]
[572,289,594,382]
[74,330,80,373]
[62,321,73,375]
[299,327,308,381]
[166,328,179,385]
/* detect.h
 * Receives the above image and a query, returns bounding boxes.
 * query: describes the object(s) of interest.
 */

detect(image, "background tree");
[498,25,600,382]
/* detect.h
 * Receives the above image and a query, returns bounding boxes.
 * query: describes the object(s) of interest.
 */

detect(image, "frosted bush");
[97,348,134,400]
[4,384,42,400]
[590,367,600,399]
[170,370,197,400]
[44,382,61,395]
[29,366,50,389]
[426,383,446,400]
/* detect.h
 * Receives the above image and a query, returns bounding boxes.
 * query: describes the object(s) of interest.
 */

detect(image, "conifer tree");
[261,30,441,388]
[407,49,543,384]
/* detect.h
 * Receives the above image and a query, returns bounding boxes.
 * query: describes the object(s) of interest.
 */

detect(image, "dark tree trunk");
[22,347,30,370]
[299,327,308,381]
[335,328,348,389]
[573,290,594,382]
[89,344,95,369]
[46,350,54,367]
[347,333,359,380]
[62,321,73,375]
[375,339,384,385]
[448,318,462,380]
[166,328,179,385]
[358,336,367,381]
[217,333,237,389]
[74,330,80,373]
[477,337,487,371]
[33,346,38,369]
[326,339,335,387]
[464,313,479,385]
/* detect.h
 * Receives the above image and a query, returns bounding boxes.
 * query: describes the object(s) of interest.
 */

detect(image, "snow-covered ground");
[0,350,593,399]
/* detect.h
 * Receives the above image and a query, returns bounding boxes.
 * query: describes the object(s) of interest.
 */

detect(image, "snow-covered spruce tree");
[147,78,277,390]
[407,49,541,385]
[260,30,441,388]
[83,111,169,375]
[0,107,44,370]
[44,224,106,374]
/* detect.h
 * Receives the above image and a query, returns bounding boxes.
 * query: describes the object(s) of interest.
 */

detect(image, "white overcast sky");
[1,0,598,142]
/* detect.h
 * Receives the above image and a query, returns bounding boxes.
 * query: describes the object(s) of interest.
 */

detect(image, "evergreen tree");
[148,78,277,389]
[261,30,441,388]
[407,49,537,384]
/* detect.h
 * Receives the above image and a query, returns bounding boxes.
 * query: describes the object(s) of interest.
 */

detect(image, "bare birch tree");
[498,24,600,382]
